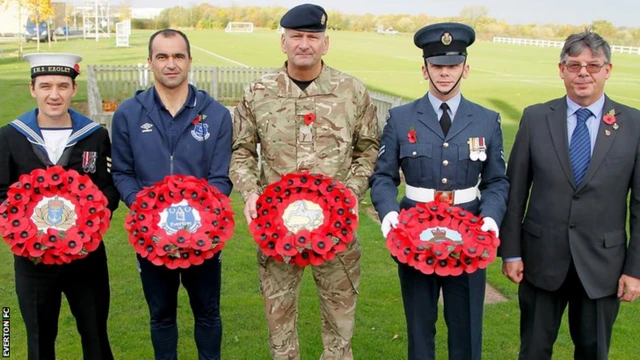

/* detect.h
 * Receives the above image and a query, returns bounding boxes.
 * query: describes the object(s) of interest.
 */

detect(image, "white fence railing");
[87,65,408,132]
[493,37,640,54]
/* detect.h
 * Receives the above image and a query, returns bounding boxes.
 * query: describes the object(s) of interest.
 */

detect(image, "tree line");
[123,4,640,46]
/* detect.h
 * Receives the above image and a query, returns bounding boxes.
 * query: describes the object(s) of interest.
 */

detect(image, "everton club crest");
[31,195,77,230]
[191,123,210,142]
[158,199,202,234]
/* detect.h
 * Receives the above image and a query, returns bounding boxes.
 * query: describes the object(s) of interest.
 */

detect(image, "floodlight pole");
[94,0,98,41]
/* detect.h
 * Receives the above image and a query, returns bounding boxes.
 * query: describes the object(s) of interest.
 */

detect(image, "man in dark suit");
[370,23,509,360]
[500,30,640,360]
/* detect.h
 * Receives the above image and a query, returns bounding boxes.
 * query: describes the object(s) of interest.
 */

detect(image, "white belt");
[406,184,479,205]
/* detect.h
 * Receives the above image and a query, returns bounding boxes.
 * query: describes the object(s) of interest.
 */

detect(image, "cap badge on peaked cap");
[441,32,453,46]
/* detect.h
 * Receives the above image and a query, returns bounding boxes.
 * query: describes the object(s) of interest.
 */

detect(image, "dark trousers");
[137,252,222,360]
[398,262,486,360]
[15,245,113,360]
[518,263,620,360]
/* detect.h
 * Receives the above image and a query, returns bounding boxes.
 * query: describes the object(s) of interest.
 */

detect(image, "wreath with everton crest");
[124,174,234,269]
[386,199,500,276]
[0,166,111,265]
[249,172,358,267]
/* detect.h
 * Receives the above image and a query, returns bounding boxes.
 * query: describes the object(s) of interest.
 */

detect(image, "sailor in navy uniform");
[369,23,509,360]
[0,53,119,360]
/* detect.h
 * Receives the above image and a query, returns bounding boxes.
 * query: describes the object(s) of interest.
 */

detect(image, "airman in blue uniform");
[369,22,509,360]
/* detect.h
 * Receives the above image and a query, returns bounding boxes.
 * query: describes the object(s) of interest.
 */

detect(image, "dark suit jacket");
[500,95,640,299]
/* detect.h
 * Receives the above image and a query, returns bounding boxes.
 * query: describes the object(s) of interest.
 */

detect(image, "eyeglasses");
[564,62,607,73]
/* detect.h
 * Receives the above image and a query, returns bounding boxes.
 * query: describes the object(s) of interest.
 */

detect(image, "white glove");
[480,217,499,238]
[381,211,400,238]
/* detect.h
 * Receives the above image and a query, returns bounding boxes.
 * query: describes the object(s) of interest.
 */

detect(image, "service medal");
[477,137,487,162]
[478,151,487,162]
[469,151,479,161]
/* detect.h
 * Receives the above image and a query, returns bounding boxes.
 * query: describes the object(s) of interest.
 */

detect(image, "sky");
[121,0,640,27]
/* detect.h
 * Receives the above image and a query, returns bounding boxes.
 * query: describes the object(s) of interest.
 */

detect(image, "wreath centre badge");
[420,227,462,244]
[158,199,202,234]
[31,195,77,230]
[282,200,324,233]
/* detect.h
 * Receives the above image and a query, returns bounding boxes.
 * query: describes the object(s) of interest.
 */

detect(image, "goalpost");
[225,22,254,33]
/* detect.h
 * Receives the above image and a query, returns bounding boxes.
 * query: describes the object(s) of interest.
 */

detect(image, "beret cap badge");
[441,32,453,46]
[321,14,326,25]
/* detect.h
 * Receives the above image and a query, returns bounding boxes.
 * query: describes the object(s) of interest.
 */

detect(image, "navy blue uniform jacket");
[370,94,509,223]
[111,85,233,207]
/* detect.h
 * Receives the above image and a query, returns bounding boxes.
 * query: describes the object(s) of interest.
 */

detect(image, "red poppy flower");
[26,239,47,258]
[294,252,310,267]
[307,250,324,266]
[449,259,465,276]
[332,238,347,253]
[603,113,616,125]
[460,254,479,273]
[303,112,315,126]
[8,188,29,206]
[276,239,299,257]
[322,251,336,262]
[46,166,67,186]
[262,239,279,257]
[417,255,436,275]
[84,233,102,253]
[190,233,212,251]
[11,242,27,257]
[189,249,206,266]
[73,63,81,75]
[69,175,94,196]
[408,128,417,143]
[192,114,202,125]
[14,225,37,245]
[156,237,177,257]
[312,236,333,255]
[60,236,83,255]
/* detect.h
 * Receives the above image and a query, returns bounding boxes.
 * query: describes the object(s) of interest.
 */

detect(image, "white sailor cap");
[23,53,82,79]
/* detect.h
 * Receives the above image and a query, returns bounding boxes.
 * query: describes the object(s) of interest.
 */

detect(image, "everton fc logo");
[191,123,210,142]
[82,151,97,173]
[31,196,77,230]
[419,227,462,244]
[158,200,202,234]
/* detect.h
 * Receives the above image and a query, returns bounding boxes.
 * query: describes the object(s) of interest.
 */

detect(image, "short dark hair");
[560,29,611,64]
[148,29,191,59]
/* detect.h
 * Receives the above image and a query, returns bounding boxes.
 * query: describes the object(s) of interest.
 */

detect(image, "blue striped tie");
[570,108,592,186]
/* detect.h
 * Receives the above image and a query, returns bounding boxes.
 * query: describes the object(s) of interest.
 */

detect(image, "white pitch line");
[192,45,249,68]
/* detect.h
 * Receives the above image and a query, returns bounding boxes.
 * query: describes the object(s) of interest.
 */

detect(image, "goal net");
[225,22,254,33]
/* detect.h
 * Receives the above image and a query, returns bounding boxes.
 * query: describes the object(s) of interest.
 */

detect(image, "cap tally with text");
[414,22,475,66]
[280,3,328,32]
[23,53,82,79]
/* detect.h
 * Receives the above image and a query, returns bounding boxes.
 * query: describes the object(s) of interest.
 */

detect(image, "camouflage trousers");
[257,235,361,360]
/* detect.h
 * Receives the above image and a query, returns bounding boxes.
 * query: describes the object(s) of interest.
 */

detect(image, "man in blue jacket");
[111,29,232,360]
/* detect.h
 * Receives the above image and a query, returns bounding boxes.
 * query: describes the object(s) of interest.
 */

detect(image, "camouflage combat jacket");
[230,63,379,201]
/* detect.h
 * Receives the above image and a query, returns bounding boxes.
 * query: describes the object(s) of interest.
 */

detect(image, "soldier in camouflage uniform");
[229,4,379,360]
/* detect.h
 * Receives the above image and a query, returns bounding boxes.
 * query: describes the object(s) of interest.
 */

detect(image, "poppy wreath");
[386,199,500,276]
[249,172,358,267]
[125,175,234,269]
[0,166,111,265]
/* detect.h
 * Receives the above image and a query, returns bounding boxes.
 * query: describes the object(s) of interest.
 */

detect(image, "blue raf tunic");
[370,93,509,221]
